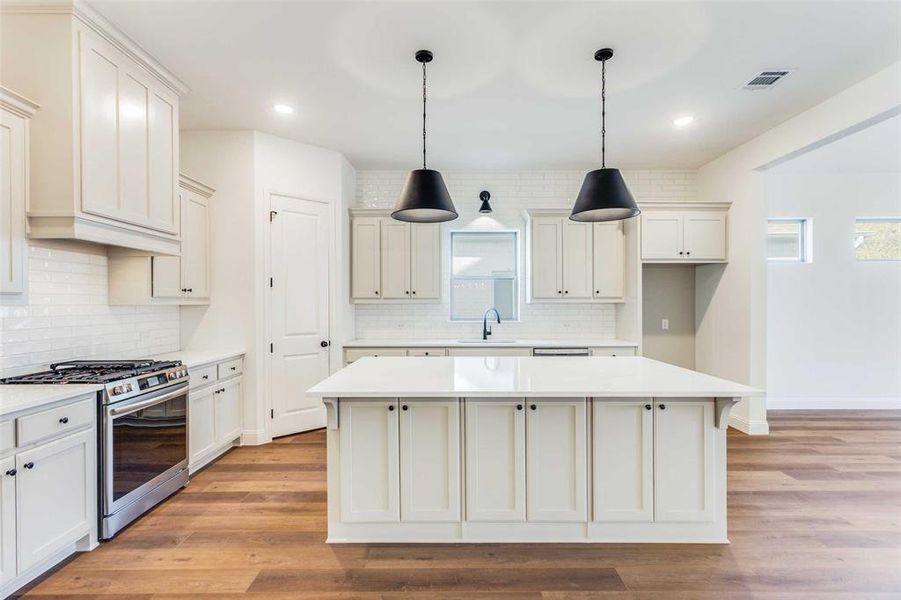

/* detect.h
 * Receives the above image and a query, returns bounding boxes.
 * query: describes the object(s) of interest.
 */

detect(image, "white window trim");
[448,229,521,322]
[854,217,901,262]
[767,217,813,263]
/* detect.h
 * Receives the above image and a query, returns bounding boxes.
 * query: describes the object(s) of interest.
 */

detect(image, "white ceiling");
[90,1,901,171]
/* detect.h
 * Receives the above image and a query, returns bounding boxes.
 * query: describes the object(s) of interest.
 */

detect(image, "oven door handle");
[109,383,189,417]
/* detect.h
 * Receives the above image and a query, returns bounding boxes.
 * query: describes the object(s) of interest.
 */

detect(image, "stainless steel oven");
[101,373,189,538]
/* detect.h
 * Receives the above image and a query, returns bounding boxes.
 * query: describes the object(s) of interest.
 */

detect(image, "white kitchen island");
[307,356,760,544]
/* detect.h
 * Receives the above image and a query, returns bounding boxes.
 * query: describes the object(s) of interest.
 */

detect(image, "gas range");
[2,359,189,404]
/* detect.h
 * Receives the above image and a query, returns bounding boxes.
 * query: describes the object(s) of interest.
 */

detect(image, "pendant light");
[478,190,492,214]
[570,48,640,223]
[392,50,458,223]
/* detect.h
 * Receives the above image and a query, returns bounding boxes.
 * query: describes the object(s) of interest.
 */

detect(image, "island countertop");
[307,356,761,398]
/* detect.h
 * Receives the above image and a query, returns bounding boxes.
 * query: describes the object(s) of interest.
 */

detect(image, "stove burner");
[1,359,182,385]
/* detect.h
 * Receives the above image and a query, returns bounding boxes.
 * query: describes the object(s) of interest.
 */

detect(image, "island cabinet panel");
[339,400,400,523]
[592,400,653,522]
[465,400,526,522]
[526,400,587,522]
[400,400,460,522]
[654,399,715,523]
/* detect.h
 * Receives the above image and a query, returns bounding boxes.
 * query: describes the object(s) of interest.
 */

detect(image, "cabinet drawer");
[406,348,446,357]
[590,347,636,357]
[0,420,14,453]
[16,397,94,447]
[190,364,218,389]
[344,348,407,364]
[218,358,243,379]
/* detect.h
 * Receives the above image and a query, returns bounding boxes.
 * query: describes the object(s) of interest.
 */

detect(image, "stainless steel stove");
[2,360,190,539]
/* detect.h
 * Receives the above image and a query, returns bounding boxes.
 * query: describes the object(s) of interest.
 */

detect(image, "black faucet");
[482,308,501,340]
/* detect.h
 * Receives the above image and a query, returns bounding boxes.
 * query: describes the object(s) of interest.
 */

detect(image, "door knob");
[320,341,330,348]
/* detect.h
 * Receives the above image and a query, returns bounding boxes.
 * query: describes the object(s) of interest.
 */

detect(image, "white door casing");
[269,194,330,437]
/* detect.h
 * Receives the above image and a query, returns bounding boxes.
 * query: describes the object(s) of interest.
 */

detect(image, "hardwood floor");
[17,410,901,598]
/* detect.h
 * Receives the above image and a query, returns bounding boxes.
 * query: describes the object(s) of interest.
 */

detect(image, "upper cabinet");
[0,87,39,296]
[640,204,728,263]
[108,174,214,305]
[0,3,188,254]
[349,209,440,303]
[524,210,625,303]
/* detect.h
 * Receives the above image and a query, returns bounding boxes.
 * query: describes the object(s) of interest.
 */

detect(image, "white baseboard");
[729,413,770,435]
[767,396,901,410]
[240,428,271,446]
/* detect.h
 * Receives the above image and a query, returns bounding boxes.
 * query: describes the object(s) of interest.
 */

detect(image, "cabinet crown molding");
[639,201,730,211]
[1,0,190,95]
[179,174,216,198]
[349,208,394,217]
[0,86,40,118]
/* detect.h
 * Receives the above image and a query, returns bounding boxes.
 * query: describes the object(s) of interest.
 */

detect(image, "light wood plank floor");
[16,410,901,598]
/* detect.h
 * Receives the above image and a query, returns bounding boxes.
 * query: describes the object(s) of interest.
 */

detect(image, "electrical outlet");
[661,318,669,330]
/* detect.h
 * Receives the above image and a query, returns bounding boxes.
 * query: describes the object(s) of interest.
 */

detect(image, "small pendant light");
[570,48,640,223]
[478,190,492,214]
[392,50,458,223]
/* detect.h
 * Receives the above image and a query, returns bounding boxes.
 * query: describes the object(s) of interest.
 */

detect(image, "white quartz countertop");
[307,356,761,398]
[343,338,639,348]
[158,348,245,369]
[0,384,103,417]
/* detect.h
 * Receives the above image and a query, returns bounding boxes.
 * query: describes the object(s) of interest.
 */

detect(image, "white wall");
[353,169,694,341]
[696,60,901,434]
[0,241,179,376]
[767,169,901,408]
[642,265,696,369]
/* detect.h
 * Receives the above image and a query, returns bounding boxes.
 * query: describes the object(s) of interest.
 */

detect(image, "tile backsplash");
[0,241,179,377]
[353,169,696,340]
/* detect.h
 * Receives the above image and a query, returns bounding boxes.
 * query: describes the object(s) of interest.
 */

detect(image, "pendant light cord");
[601,57,606,169]
[422,61,428,170]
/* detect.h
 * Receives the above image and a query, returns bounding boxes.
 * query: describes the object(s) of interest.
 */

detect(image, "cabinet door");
[400,399,460,522]
[152,255,183,298]
[531,217,563,299]
[0,456,15,587]
[0,107,26,295]
[339,400,400,522]
[654,399,715,522]
[147,90,178,233]
[561,221,593,299]
[683,213,727,261]
[593,222,624,300]
[182,191,210,297]
[351,218,381,299]
[592,400,653,522]
[526,399,587,522]
[188,386,217,465]
[215,379,242,445]
[381,219,411,299]
[118,69,150,226]
[464,399,525,522]
[641,212,683,260]
[410,223,440,299]
[16,429,93,573]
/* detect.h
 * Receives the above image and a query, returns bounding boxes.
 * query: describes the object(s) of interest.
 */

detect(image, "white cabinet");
[592,400,653,522]
[447,347,533,357]
[108,174,214,305]
[215,379,242,445]
[0,456,15,587]
[1,11,185,253]
[525,210,625,303]
[188,386,217,465]
[654,399,715,523]
[343,348,408,365]
[589,347,637,357]
[187,355,244,473]
[526,399,587,522]
[350,210,440,302]
[641,207,728,263]
[339,399,400,523]
[0,89,37,296]
[399,400,460,522]
[15,429,93,573]
[465,400,526,522]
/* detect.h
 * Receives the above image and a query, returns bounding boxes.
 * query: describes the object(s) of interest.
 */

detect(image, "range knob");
[125,383,134,392]
[112,385,124,395]
[167,371,176,380]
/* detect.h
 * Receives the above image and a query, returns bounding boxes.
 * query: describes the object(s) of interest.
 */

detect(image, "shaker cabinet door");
[0,456,15,587]
[351,218,381,299]
[380,220,411,299]
[531,218,563,299]
[0,107,27,295]
[410,223,440,299]
[561,221,593,299]
[400,400,460,522]
[592,222,624,300]
[592,400,653,522]
[188,386,217,465]
[465,400,526,522]
[683,213,727,261]
[641,212,684,260]
[215,379,242,445]
[182,191,210,298]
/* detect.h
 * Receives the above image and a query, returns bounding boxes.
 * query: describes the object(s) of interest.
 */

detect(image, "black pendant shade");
[478,190,492,214]
[570,168,640,222]
[391,169,458,223]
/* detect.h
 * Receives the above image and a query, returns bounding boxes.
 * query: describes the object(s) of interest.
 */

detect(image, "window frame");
[767,218,812,263]
[854,217,901,262]
[448,229,521,322]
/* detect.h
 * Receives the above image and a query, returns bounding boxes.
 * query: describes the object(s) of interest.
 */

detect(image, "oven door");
[103,382,189,515]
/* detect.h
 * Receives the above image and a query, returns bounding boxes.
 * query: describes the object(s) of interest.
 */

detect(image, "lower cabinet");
[526,400,587,522]
[0,456,16,587]
[187,359,244,473]
[400,400,460,522]
[188,386,217,465]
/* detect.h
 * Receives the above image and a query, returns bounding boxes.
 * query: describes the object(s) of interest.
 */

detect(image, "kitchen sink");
[457,339,518,343]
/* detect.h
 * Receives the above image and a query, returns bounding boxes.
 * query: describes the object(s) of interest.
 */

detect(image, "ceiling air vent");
[744,70,792,90]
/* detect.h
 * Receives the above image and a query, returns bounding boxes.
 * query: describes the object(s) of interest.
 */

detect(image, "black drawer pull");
[5,469,15,477]
[23,462,34,469]
[59,416,69,424]
[516,404,523,410]
[402,405,408,411]
[659,403,666,410]
[388,405,395,411]
[202,375,209,379]
[644,404,652,410]
[530,404,537,410]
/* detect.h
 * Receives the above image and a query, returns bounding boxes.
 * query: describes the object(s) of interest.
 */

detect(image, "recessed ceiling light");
[673,115,694,128]
[273,104,295,115]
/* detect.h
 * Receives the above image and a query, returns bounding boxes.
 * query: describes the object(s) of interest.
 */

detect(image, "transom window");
[767,219,811,262]
[855,219,901,261]
[450,231,518,321]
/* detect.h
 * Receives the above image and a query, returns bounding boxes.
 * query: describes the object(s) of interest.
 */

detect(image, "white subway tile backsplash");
[353,169,696,341]
[0,243,180,377]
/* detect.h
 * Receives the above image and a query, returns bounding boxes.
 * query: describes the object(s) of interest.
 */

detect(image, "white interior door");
[270,194,330,437]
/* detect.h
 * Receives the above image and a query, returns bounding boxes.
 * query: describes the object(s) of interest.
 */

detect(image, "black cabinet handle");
[202,375,209,380]
[557,290,562,294]
[187,288,193,293]
[402,405,408,411]
[686,251,691,256]
[59,416,69,424]
[5,469,15,477]
[405,290,409,295]
[659,403,666,410]
[564,290,569,294]
[412,291,416,295]
[644,404,652,410]
[231,366,237,370]
[530,404,537,411]
[595,290,600,294]
[374,290,379,295]
[181,288,187,292]
[388,405,395,411]
[516,404,523,411]
[320,341,329,348]
[678,251,684,256]
[23,462,34,469]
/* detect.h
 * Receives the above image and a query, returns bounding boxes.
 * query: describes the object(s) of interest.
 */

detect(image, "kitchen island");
[307,356,760,544]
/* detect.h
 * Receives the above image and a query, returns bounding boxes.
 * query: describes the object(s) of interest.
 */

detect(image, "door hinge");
[270,342,274,353]
[270,409,274,419]
[269,210,278,222]
[269,277,273,288]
